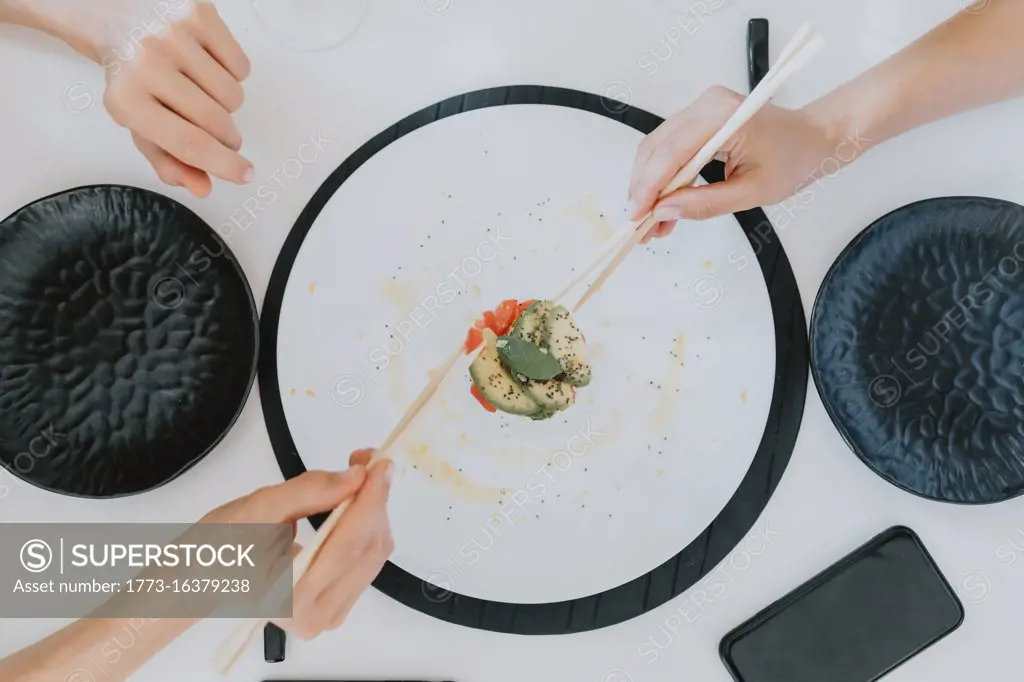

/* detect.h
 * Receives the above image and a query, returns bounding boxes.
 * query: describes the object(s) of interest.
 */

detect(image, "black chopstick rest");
[264,623,286,663]
[747,18,770,92]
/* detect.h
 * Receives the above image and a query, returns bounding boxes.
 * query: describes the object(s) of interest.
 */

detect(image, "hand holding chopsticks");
[206,454,393,674]
[212,347,463,675]
[569,23,824,312]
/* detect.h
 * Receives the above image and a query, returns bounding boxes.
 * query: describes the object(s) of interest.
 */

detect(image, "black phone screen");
[720,527,964,682]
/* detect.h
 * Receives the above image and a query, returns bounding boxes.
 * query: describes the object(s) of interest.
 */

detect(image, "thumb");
[245,468,368,524]
[650,175,760,222]
[364,459,394,500]
[349,459,394,511]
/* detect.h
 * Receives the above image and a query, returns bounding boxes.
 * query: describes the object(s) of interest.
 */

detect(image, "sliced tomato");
[465,327,483,353]
[467,299,535,351]
[471,383,496,412]
[518,299,538,316]
[493,299,520,335]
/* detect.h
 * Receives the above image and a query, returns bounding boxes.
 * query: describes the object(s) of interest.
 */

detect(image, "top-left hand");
[99,0,253,197]
[25,0,255,197]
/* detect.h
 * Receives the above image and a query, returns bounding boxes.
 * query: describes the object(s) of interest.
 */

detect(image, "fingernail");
[627,199,638,218]
[372,459,393,485]
[242,166,255,183]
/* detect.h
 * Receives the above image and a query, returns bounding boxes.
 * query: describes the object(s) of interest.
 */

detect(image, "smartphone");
[719,526,964,682]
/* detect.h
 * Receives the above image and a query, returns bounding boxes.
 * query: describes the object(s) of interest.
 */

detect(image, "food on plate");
[465,299,592,420]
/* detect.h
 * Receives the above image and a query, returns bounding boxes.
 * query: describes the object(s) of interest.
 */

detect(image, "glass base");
[253,0,369,52]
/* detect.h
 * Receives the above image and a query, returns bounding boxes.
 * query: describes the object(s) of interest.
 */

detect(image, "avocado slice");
[529,407,559,421]
[517,375,575,412]
[544,304,592,387]
[469,329,541,416]
[510,300,553,346]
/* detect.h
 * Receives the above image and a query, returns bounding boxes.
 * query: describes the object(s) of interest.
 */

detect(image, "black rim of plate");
[260,85,809,634]
[0,184,260,498]
[809,195,1024,505]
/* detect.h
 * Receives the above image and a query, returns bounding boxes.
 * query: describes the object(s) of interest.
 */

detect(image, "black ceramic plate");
[811,196,1024,504]
[0,185,258,498]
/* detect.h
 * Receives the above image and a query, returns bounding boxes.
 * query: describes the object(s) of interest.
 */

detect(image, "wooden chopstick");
[551,222,637,304]
[571,24,824,313]
[570,212,659,313]
[213,344,469,674]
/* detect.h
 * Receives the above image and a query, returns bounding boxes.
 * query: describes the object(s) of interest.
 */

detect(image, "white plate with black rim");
[259,85,808,634]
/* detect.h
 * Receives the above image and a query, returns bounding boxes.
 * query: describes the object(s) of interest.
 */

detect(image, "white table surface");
[2,1,1024,680]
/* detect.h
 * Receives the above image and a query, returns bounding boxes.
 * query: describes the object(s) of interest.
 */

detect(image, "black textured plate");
[0,185,258,498]
[810,196,1024,504]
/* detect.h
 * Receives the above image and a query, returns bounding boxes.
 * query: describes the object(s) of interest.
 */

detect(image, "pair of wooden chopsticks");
[567,22,824,313]
[213,22,823,675]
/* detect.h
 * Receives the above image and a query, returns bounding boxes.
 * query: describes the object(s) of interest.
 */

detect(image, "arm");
[0,0,253,198]
[807,0,1024,156]
[0,1,101,61]
[0,618,198,682]
[0,453,393,682]
[630,0,1024,228]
